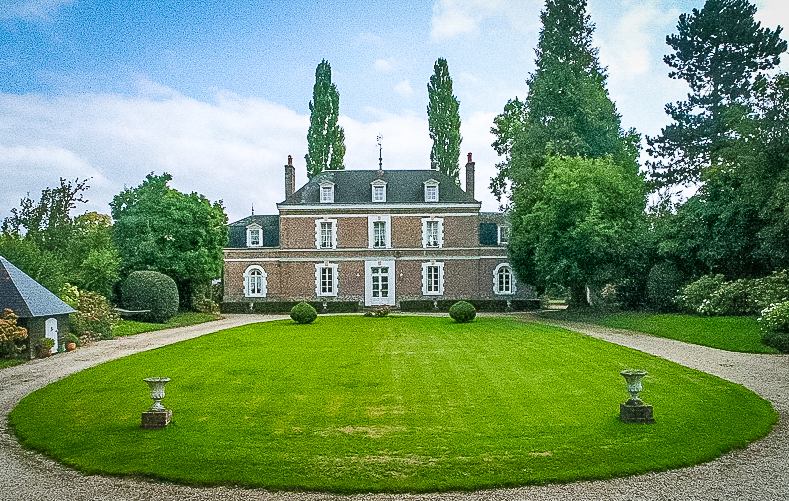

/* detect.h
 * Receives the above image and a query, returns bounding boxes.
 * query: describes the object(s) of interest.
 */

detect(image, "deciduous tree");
[305,60,346,178]
[427,57,462,179]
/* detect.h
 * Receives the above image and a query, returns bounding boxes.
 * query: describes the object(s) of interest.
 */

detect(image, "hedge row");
[399,299,540,312]
[221,301,360,314]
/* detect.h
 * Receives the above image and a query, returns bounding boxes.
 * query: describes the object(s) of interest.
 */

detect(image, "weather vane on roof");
[377,134,383,171]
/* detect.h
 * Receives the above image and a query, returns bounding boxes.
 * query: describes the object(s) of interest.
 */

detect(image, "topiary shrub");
[290,301,317,325]
[449,301,476,323]
[120,271,179,323]
[646,261,684,312]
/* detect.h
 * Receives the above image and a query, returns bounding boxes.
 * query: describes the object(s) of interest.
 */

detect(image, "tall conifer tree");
[305,60,346,178]
[427,58,462,179]
[647,0,786,188]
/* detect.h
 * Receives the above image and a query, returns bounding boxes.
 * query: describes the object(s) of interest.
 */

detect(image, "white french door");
[365,260,395,306]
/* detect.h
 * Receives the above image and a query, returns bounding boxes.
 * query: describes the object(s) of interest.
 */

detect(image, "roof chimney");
[285,155,295,200]
[465,152,475,200]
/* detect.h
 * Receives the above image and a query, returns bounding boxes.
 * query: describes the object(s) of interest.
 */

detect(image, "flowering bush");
[759,301,789,353]
[676,275,726,314]
[0,308,28,359]
[60,284,119,342]
[677,271,789,317]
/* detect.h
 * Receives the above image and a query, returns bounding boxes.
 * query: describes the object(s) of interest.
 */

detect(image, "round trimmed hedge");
[290,301,318,324]
[449,300,476,323]
[120,271,179,323]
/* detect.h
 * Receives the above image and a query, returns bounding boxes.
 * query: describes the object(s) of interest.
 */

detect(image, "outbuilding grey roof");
[280,169,476,205]
[226,215,280,248]
[0,256,76,318]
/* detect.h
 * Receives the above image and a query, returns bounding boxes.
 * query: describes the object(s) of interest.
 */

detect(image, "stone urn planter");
[619,369,655,424]
[66,343,76,352]
[141,377,172,429]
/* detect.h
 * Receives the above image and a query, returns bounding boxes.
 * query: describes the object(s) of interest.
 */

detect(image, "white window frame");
[243,265,267,297]
[421,261,445,296]
[367,215,391,249]
[493,263,516,295]
[319,181,335,203]
[421,217,444,248]
[315,262,339,297]
[315,218,338,249]
[371,179,387,202]
[424,179,439,202]
[498,226,510,245]
[246,224,263,247]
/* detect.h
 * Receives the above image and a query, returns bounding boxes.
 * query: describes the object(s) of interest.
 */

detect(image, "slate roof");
[280,169,476,205]
[0,256,76,318]
[226,215,280,248]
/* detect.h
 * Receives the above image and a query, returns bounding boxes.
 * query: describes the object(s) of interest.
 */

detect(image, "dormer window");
[319,181,335,203]
[371,179,387,202]
[246,223,263,247]
[424,179,439,202]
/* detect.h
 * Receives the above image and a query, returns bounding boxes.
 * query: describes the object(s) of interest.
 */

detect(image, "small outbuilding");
[0,255,76,358]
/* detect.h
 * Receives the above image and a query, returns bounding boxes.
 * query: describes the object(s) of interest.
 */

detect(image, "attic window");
[424,179,439,202]
[319,181,335,203]
[246,224,263,247]
[371,179,387,202]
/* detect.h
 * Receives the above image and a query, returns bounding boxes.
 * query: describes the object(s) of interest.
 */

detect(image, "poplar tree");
[647,0,786,187]
[305,60,346,178]
[427,58,462,179]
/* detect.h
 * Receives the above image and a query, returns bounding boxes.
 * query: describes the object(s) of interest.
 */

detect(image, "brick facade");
[223,159,533,309]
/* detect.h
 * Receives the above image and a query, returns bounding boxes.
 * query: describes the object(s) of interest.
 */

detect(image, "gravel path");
[1,314,787,501]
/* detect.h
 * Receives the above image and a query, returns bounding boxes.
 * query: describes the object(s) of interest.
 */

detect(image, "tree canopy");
[305,60,346,178]
[427,57,462,179]
[110,173,228,306]
[647,0,786,188]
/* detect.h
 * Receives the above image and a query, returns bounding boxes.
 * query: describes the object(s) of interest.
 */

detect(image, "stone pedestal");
[141,409,172,430]
[620,400,655,424]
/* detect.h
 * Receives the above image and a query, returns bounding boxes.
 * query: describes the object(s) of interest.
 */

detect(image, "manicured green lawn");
[593,313,778,354]
[113,312,220,337]
[10,316,776,493]
[0,358,26,370]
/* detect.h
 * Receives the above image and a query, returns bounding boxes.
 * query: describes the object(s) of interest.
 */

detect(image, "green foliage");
[0,308,28,359]
[511,155,648,307]
[427,57,462,179]
[10,317,776,492]
[305,60,346,178]
[759,301,789,352]
[677,270,789,316]
[647,0,786,187]
[490,0,638,205]
[110,173,228,307]
[449,300,476,323]
[60,284,120,342]
[120,271,179,324]
[646,261,685,312]
[290,301,318,324]
[36,337,54,358]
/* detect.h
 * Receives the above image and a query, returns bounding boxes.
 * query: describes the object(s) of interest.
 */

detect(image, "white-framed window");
[421,217,444,248]
[424,179,439,202]
[246,224,263,247]
[367,215,391,249]
[371,180,387,202]
[493,263,516,295]
[319,181,335,203]
[315,218,337,249]
[421,261,445,295]
[498,226,510,245]
[243,265,267,297]
[315,262,338,297]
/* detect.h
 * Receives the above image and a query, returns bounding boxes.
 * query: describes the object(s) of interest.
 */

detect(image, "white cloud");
[430,0,541,40]
[394,80,414,97]
[373,59,393,73]
[0,0,73,20]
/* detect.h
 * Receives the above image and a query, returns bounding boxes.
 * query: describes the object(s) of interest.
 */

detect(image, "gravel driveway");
[1,314,787,501]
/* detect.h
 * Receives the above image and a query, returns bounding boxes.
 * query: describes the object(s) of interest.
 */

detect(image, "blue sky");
[1,0,788,222]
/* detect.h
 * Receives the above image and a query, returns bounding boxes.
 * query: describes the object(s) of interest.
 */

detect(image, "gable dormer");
[423,178,439,202]
[319,180,335,203]
[246,223,263,247]
[371,179,387,202]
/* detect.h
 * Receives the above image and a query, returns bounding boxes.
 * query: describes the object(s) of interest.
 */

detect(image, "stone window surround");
[243,265,267,297]
[315,218,338,249]
[421,260,445,295]
[421,216,444,248]
[368,214,392,249]
[424,179,439,202]
[315,261,339,297]
[319,181,335,204]
[493,262,516,295]
[371,179,387,202]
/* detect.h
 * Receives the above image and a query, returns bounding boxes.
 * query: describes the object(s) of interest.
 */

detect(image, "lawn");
[9,316,776,493]
[566,312,778,354]
[113,312,220,337]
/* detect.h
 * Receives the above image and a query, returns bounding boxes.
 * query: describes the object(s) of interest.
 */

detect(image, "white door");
[365,260,395,306]
[45,318,58,353]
